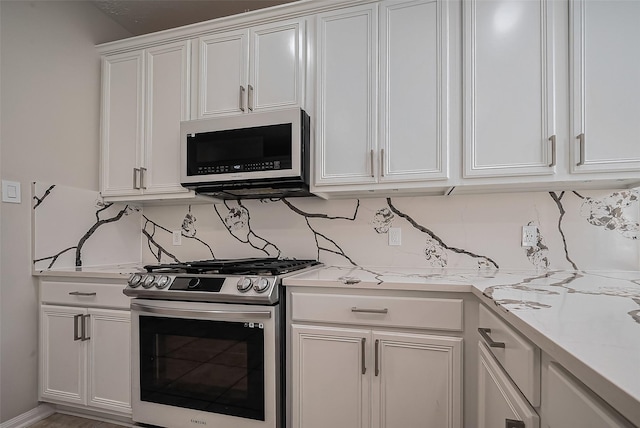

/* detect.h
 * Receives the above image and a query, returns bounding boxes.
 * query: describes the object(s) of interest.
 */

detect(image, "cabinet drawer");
[40,280,130,309]
[478,304,540,406]
[291,292,463,331]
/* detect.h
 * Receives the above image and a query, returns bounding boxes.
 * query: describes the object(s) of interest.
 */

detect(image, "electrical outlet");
[522,225,538,247]
[172,230,182,246]
[388,228,402,246]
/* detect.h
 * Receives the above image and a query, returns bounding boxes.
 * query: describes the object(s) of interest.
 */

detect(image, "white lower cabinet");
[478,342,540,428]
[292,325,462,428]
[39,279,132,416]
[290,290,464,428]
[545,363,634,428]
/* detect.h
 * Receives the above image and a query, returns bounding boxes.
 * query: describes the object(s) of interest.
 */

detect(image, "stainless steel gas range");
[123,258,321,428]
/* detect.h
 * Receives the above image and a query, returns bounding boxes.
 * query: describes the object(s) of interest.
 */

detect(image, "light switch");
[2,180,21,204]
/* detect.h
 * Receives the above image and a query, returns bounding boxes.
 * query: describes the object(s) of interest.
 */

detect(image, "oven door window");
[139,316,265,421]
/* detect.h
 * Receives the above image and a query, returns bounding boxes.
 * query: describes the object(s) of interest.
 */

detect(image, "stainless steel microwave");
[180,108,311,199]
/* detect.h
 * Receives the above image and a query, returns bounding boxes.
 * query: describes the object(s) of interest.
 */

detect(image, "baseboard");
[0,404,55,428]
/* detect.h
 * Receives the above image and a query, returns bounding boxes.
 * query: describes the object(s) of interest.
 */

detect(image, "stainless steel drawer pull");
[69,291,97,296]
[343,278,361,285]
[140,167,147,189]
[478,328,505,348]
[548,135,556,167]
[577,133,585,166]
[133,168,141,190]
[73,314,82,341]
[374,339,380,376]
[361,338,366,375]
[505,419,525,428]
[351,307,388,314]
[81,314,90,341]
[240,86,246,112]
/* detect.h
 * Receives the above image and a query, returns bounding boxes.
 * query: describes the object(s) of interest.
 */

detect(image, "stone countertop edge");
[33,263,145,279]
[283,266,640,427]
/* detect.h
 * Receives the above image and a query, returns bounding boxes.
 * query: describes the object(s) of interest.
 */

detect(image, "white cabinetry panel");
[380,0,448,183]
[464,0,555,178]
[101,51,144,197]
[316,4,377,185]
[571,0,640,173]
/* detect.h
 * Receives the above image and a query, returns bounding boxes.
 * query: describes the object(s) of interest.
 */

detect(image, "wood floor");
[28,413,132,428]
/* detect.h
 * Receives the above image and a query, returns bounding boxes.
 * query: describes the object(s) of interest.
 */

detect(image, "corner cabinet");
[289,291,463,428]
[570,0,640,174]
[100,40,198,202]
[39,278,132,417]
[463,0,556,178]
[195,18,306,118]
[314,0,451,194]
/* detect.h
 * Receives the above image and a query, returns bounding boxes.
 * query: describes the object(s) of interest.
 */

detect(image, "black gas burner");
[144,258,321,276]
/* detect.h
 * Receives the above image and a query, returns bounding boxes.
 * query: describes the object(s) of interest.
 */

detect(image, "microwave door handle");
[239,86,246,112]
[131,302,272,320]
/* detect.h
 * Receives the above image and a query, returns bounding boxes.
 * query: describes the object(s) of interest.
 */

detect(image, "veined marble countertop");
[33,263,146,279]
[283,266,640,426]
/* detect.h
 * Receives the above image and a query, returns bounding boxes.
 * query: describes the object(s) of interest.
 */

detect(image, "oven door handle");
[131,302,272,320]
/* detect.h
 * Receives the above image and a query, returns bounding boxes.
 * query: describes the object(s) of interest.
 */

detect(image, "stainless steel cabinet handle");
[577,133,585,166]
[351,307,388,314]
[374,339,380,376]
[140,167,147,189]
[240,86,246,112]
[343,278,361,285]
[73,314,82,341]
[81,314,90,341]
[361,338,367,375]
[133,168,141,190]
[370,149,375,177]
[69,291,97,297]
[380,148,385,177]
[548,135,556,167]
[505,419,525,428]
[478,328,506,348]
[248,84,254,111]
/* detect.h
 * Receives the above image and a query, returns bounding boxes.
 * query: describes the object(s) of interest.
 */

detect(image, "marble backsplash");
[32,182,142,270]
[141,189,640,271]
[31,182,639,272]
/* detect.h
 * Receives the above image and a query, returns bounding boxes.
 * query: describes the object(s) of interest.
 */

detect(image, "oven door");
[131,299,280,428]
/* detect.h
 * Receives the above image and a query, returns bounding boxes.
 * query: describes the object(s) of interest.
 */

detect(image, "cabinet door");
[292,325,370,428]
[87,309,131,413]
[371,332,462,428]
[478,342,539,428]
[101,51,144,197]
[315,4,378,186]
[571,0,640,173]
[40,306,86,405]
[143,40,191,195]
[463,0,555,178]
[380,0,449,183]
[250,19,305,112]
[197,30,249,117]
[546,363,634,428]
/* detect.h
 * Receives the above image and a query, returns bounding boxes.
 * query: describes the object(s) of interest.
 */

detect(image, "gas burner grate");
[144,258,320,276]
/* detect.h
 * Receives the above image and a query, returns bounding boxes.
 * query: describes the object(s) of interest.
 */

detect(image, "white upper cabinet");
[101,40,194,201]
[196,18,305,118]
[379,0,449,184]
[570,0,640,174]
[315,4,378,186]
[315,0,450,191]
[463,0,556,178]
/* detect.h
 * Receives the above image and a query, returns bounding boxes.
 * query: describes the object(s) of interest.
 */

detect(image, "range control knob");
[237,277,253,292]
[128,274,143,288]
[156,276,171,289]
[254,278,271,293]
[142,275,156,289]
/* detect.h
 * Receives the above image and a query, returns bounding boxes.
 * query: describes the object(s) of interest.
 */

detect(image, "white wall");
[0,1,130,421]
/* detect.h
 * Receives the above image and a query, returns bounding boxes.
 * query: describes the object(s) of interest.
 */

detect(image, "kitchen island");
[284,266,640,427]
